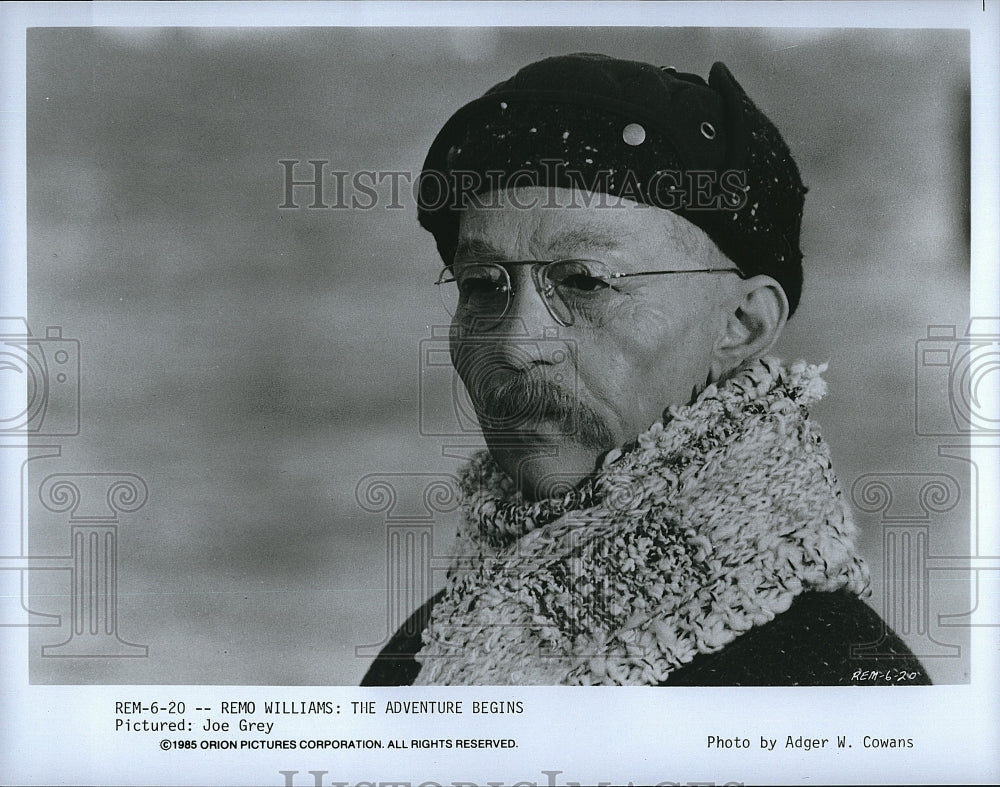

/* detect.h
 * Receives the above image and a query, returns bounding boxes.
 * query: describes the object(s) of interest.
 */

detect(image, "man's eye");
[558,274,609,293]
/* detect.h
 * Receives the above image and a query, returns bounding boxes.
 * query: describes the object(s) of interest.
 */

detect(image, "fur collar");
[414,358,870,685]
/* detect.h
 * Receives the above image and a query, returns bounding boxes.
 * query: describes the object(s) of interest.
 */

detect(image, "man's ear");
[710,275,789,381]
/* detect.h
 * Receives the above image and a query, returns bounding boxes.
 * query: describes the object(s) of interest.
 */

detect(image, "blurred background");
[23,27,970,684]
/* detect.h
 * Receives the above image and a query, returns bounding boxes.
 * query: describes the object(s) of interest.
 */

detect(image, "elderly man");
[362,53,929,686]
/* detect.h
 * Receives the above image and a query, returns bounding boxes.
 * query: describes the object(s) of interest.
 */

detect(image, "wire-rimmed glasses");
[435,258,744,329]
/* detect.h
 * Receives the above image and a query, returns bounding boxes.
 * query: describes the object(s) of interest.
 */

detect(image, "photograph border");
[2,2,998,785]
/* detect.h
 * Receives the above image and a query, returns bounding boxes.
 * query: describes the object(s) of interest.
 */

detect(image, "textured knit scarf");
[414,358,870,685]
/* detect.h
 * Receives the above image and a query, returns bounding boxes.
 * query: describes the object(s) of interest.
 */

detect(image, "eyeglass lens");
[438,260,615,328]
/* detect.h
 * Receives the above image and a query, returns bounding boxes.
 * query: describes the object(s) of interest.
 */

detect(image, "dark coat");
[361,590,931,686]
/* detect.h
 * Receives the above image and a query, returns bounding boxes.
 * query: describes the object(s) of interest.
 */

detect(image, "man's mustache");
[467,367,615,450]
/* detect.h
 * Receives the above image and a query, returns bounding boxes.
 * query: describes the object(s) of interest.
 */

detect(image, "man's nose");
[478,272,569,369]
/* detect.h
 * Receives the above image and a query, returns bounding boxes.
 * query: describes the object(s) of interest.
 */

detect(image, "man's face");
[449,186,742,500]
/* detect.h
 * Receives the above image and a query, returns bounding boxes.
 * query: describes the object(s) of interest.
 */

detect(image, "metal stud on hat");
[622,122,646,146]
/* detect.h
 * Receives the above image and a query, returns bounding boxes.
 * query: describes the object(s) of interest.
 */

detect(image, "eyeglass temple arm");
[610,268,745,280]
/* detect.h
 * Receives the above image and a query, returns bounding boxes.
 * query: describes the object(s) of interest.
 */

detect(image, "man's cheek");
[590,294,643,330]
[450,342,489,386]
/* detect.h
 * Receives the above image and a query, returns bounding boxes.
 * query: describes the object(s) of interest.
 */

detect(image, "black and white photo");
[1,3,997,785]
